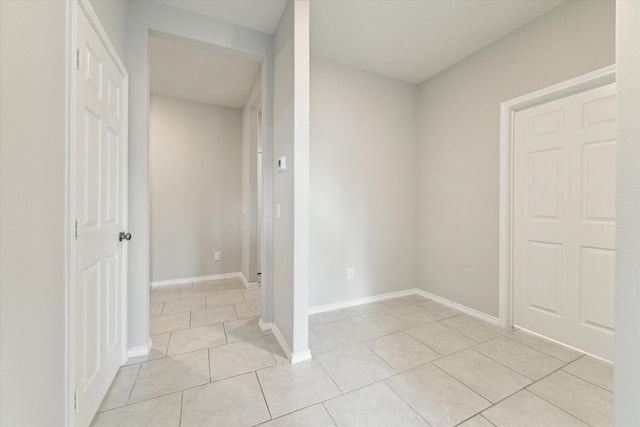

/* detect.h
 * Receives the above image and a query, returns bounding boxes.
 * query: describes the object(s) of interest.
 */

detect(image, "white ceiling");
[311,0,565,84]
[149,0,566,104]
[154,0,288,34]
[149,36,262,108]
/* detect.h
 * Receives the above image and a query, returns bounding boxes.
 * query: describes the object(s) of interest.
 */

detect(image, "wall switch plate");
[215,251,221,261]
[347,268,355,280]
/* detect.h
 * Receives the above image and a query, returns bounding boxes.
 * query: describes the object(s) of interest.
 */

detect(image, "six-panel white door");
[74,7,127,426]
[513,83,616,361]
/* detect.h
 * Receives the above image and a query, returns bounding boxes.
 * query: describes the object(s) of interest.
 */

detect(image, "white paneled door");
[73,7,128,426]
[513,83,616,361]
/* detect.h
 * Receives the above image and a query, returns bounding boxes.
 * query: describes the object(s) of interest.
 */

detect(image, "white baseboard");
[128,337,152,359]
[291,348,312,364]
[308,287,499,327]
[239,272,260,289]
[308,288,417,315]
[150,272,244,288]
[271,323,312,364]
[271,324,291,360]
[259,317,273,331]
[413,288,500,326]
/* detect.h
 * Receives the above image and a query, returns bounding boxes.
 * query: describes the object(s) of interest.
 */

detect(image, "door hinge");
[74,390,79,411]
[74,219,80,240]
[76,48,82,71]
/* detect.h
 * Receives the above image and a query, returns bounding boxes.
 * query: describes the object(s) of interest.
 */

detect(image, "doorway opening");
[147,33,263,288]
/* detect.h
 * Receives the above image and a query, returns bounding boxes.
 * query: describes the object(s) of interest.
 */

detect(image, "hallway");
[91,281,613,426]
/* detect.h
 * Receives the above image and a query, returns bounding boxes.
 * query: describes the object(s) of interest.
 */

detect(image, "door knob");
[119,232,132,242]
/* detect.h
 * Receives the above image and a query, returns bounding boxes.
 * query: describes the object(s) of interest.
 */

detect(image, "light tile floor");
[92,281,614,427]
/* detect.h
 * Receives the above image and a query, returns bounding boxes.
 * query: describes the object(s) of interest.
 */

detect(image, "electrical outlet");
[215,251,221,261]
[347,268,355,280]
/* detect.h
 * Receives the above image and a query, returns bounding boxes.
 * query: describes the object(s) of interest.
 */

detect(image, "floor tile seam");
[487,387,591,426]
[454,414,498,427]
[250,399,333,426]
[313,355,348,396]
[105,390,183,414]
[402,331,477,364]
[476,333,571,366]
[129,384,207,408]
[207,345,212,383]
[380,377,434,426]
[141,345,211,366]
[359,340,404,375]
[123,361,143,406]
[430,320,484,344]
[209,362,279,385]
[315,327,408,354]
[427,362,494,408]
[525,386,600,427]
[383,368,469,427]
[394,326,457,355]
[438,322,509,344]
[432,350,536,404]
[250,369,273,422]
[178,391,184,427]
[474,380,553,417]
[222,319,230,344]
[231,303,241,323]
[501,330,585,362]
[559,365,614,394]
[320,401,339,427]
[524,364,603,425]
[466,344,561,383]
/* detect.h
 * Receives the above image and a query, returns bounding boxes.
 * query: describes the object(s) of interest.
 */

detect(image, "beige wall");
[614,1,640,424]
[309,57,418,307]
[149,96,242,281]
[0,1,67,425]
[417,0,615,316]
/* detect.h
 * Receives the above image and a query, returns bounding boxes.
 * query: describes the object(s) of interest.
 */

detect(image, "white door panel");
[514,83,616,361]
[74,7,127,426]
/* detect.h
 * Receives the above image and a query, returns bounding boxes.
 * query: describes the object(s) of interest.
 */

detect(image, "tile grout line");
[501,331,585,363]
[254,370,273,421]
[207,343,212,383]
[382,377,433,426]
[455,413,499,427]
[559,359,614,394]
[465,344,565,383]
[320,401,339,427]
[178,391,184,427]
[493,362,592,424]
[526,384,600,426]
[124,362,143,406]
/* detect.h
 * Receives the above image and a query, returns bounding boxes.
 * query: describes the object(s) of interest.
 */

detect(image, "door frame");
[498,65,615,329]
[66,1,129,425]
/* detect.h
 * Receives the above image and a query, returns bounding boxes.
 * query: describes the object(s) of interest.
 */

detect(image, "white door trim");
[66,1,129,425]
[498,65,615,329]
